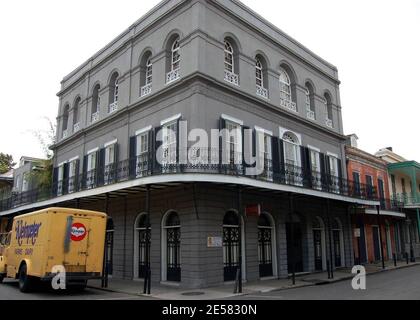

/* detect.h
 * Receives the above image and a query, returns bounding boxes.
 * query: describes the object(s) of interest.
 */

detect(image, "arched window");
[162,211,181,282]
[134,213,150,279]
[62,104,69,138]
[279,68,296,111]
[166,37,181,83]
[282,131,302,185]
[171,38,180,71]
[92,84,100,123]
[305,83,315,120]
[223,39,239,85]
[255,55,268,98]
[140,51,153,97]
[256,58,263,87]
[73,97,81,128]
[224,41,234,73]
[324,93,333,128]
[109,73,119,113]
[223,210,244,281]
[258,213,276,278]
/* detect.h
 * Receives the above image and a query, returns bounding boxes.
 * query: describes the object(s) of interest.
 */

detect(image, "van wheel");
[18,264,33,293]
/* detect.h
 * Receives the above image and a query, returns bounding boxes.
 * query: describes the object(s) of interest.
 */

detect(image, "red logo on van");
[70,223,87,241]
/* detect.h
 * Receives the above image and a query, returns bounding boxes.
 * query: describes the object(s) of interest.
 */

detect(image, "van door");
[64,216,91,273]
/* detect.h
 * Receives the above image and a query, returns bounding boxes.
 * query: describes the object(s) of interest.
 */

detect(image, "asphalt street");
[0,279,155,300]
[1,265,419,300]
[233,265,420,300]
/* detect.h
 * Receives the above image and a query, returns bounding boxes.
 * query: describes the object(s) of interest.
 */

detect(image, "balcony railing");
[391,193,420,207]
[256,85,268,99]
[141,83,152,97]
[109,101,118,114]
[224,70,239,86]
[73,122,80,133]
[0,148,378,213]
[280,98,297,112]
[306,109,315,121]
[91,111,100,123]
[166,69,180,84]
[325,118,333,128]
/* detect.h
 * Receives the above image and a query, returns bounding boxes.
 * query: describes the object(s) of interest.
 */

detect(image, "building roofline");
[345,145,387,167]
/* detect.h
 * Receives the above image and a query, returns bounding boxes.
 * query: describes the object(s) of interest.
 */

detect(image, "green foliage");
[0,153,15,174]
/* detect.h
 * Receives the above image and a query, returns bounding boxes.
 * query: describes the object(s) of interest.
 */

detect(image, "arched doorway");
[134,213,150,279]
[105,217,114,276]
[332,218,345,267]
[286,213,304,273]
[312,216,326,271]
[223,210,245,282]
[258,212,277,278]
[161,211,181,282]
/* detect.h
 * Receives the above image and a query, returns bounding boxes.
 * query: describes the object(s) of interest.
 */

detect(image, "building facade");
[0,0,378,289]
[375,148,420,260]
[345,138,405,264]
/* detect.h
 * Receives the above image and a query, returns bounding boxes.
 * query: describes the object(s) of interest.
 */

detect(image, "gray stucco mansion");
[0,0,378,289]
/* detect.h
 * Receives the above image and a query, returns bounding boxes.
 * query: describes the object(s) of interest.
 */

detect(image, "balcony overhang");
[364,209,406,218]
[0,173,379,217]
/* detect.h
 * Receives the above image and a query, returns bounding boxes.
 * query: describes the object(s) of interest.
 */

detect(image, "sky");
[0,0,419,165]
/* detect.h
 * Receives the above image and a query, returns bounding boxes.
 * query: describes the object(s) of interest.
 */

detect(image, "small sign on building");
[354,228,361,238]
[245,204,261,217]
[207,236,222,248]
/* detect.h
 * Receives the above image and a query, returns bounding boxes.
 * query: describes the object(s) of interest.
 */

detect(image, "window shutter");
[176,118,182,173]
[219,117,226,172]
[52,167,59,196]
[113,143,119,181]
[271,136,280,182]
[129,136,137,179]
[242,126,251,176]
[97,148,105,186]
[279,139,285,183]
[82,155,88,189]
[337,158,343,193]
[300,146,311,188]
[75,159,80,191]
[319,153,327,191]
[63,163,69,194]
[148,129,155,174]
[154,126,162,172]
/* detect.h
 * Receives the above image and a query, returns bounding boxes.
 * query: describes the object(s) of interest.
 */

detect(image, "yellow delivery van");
[0,207,107,292]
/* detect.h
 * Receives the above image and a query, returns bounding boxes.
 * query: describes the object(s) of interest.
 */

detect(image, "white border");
[221,114,244,126]
[160,114,181,126]
[255,126,273,136]
[68,156,79,163]
[135,125,152,136]
[307,145,321,152]
[104,139,118,148]
[279,127,302,145]
[327,152,339,158]
[87,147,99,154]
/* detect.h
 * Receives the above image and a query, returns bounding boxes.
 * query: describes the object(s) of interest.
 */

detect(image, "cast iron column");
[376,205,385,269]
[288,193,296,285]
[234,185,243,294]
[326,199,334,279]
[144,185,151,294]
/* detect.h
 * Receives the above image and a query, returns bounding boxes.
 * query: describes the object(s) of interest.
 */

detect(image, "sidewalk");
[89,261,420,300]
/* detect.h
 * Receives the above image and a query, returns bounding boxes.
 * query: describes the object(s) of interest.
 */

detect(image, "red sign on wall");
[246,204,261,217]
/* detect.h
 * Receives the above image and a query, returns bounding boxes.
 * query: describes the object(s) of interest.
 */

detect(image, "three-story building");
[0,0,378,289]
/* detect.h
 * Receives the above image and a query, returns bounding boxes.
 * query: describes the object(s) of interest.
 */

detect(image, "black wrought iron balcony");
[0,148,378,212]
